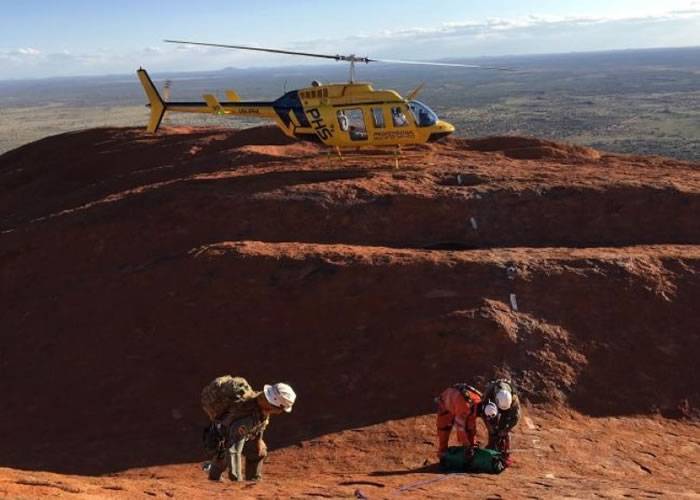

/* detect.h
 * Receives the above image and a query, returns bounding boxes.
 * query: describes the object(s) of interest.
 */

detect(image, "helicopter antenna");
[164,40,512,82]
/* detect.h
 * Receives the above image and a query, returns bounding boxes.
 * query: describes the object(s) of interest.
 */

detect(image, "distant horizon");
[2,1,699,79]
[1,44,699,84]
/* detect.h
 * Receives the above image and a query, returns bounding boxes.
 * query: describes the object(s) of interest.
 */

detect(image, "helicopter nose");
[438,120,455,133]
[428,120,455,142]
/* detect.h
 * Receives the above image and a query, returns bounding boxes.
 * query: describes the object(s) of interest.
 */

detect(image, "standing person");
[435,383,482,460]
[480,379,520,461]
[206,382,296,482]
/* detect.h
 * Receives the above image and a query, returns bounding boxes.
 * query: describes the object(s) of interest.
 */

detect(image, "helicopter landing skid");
[326,145,432,169]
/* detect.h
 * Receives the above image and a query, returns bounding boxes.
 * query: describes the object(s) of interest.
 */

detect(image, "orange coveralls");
[436,386,481,455]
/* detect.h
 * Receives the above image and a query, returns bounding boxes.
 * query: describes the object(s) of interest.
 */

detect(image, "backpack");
[201,375,256,421]
[202,422,226,458]
[452,383,482,406]
[485,379,517,399]
[440,446,506,474]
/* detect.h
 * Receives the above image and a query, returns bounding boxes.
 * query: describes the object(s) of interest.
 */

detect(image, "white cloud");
[285,8,700,61]
[341,9,700,45]
[16,48,41,56]
[142,46,163,55]
[1,47,41,58]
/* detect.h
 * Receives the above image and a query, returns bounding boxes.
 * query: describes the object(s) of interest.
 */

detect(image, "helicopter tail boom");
[137,68,167,133]
[137,68,282,133]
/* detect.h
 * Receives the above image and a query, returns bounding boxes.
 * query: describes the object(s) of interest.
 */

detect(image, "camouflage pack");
[201,375,256,421]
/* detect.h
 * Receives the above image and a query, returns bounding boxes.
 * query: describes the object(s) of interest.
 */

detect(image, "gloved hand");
[256,439,268,458]
[464,445,477,462]
[496,434,510,455]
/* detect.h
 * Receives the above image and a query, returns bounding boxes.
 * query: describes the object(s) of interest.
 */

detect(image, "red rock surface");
[1,126,699,498]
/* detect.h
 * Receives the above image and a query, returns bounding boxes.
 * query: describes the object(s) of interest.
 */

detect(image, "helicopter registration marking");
[306,108,333,140]
[373,130,415,140]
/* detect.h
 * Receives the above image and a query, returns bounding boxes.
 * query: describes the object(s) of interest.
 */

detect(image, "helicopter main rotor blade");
[373,58,514,71]
[164,40,513,71]
[164,40,371,63]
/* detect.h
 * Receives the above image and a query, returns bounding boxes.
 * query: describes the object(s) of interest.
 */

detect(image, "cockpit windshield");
[408,100,438,127]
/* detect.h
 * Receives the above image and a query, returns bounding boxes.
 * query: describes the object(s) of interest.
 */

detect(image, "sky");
[1,0,700,79]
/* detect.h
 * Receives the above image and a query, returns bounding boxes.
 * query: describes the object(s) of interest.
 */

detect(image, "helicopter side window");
[340,108,368,141]
[391,107,408,127]
[408,100,438,127]
[371,108,385,128]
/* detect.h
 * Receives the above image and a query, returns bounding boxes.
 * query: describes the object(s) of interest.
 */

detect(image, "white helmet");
[264,383,296,413]
[484,402,498,419]
[495,389,513,410]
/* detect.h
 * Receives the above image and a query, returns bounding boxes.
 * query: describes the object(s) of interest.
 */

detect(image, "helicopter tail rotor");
[137,68,167,133]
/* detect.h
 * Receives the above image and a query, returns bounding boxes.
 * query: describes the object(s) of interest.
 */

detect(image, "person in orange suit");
[435,383,482,460]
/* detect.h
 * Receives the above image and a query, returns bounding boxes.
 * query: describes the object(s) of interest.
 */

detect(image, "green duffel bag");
[440,446,506,474]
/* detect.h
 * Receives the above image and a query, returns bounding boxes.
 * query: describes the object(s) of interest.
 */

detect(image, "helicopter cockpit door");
[337,108,368,141]
[390,106,411,128]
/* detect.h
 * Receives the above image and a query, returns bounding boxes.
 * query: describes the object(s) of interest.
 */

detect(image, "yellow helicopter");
[138,40,507,148]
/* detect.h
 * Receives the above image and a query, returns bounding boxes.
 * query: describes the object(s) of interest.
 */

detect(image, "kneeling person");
[208,382,296,482]
[481,379,520,458]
